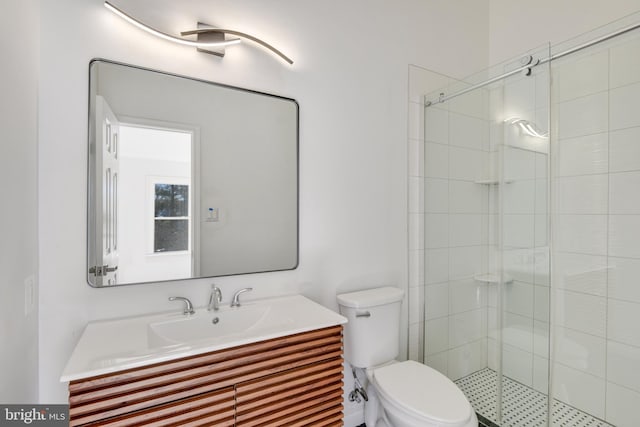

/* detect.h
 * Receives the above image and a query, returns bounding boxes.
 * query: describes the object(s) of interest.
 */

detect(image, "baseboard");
[343,405,364,427]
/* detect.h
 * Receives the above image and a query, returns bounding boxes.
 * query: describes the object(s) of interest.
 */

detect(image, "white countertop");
[61,294,347,382]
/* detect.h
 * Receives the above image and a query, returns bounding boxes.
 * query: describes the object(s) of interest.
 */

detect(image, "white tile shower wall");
[407,65,452,363]
[419,82,492,381]
[407,65,494,377]
[550,33,640,426]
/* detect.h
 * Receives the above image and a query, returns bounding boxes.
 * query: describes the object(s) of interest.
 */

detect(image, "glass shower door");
[422,44,552,427]
[495,45,552,427]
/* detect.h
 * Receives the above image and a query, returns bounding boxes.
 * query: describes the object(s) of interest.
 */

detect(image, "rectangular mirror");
[88,59,298,287]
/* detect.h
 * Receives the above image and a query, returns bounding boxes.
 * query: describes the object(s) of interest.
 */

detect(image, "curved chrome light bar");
[104,1,293,65]
[104,2,240,48]
[181,28,293,65]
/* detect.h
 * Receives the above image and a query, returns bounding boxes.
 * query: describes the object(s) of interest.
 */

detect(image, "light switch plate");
[24,275,35,316]
[206,207,220,222]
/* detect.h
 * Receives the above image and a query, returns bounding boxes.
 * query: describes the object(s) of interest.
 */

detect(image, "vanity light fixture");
[504,117,549,138]
[104,1,293,65]
[104,2,240,49]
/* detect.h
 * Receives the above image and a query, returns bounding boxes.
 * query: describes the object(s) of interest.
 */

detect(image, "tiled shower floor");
[455,369,614,427]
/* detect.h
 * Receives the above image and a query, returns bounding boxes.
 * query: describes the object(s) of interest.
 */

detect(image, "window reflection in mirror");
[154,183,190,253]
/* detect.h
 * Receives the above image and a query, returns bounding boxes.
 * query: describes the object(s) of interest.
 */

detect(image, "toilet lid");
[374,360,471,424]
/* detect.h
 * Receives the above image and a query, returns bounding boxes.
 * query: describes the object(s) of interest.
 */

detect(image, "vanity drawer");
[79,387,235,427]
[68,325,344,426]
[235,357,344,426]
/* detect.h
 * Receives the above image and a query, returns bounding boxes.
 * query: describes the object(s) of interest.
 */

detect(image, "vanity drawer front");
[68,325,343,426]
[79,387,234,427]
[235,357,344,426]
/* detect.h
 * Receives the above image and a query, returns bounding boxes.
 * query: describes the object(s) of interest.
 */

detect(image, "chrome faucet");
[169,296,195,315]
[208,285,223,311]
[231,287,253,307]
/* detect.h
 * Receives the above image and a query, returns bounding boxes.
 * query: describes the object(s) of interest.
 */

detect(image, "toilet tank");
[337,287,404,368]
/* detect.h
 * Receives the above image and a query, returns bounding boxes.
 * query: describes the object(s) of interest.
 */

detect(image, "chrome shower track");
[424,20,640,106]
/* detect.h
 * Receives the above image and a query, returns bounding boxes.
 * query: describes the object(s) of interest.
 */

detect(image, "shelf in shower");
[474,273,513,284]
[474,179,513,185]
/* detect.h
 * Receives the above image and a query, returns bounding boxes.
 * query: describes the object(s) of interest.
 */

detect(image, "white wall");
[37,0,489,410]
[489,0,640,64]
[0,0,39,402]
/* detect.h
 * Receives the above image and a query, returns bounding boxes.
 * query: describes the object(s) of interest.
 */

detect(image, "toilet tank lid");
[337,287,404,308]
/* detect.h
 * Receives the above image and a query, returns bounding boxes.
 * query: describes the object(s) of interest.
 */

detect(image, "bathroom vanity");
[61,295,347,426]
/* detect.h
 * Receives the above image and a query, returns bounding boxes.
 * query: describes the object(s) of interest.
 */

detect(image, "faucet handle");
[169,296,195,315]
[231,287,253,307]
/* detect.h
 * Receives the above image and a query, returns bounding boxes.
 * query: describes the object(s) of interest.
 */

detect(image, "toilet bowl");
[337,287,477,427]
[366,360,477,427]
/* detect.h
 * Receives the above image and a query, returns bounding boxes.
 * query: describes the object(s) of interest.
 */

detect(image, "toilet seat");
[372,360,472,425]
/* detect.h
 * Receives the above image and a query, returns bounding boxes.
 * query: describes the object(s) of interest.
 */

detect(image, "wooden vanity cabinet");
[68,325,344,426]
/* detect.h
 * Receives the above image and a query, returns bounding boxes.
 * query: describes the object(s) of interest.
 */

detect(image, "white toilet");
[337,287,478,427]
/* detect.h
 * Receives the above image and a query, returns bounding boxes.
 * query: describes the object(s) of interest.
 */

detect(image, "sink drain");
[212,317,220,324]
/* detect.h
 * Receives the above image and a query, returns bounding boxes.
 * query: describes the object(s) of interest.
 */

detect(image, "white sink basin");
[61,294,347,382]
[147,304,291,347]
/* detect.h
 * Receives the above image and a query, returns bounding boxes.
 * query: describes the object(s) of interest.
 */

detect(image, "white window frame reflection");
[147,176,192,255]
